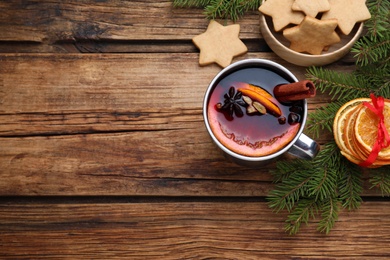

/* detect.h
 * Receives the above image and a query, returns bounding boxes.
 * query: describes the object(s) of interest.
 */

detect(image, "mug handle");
[288,133,320,159]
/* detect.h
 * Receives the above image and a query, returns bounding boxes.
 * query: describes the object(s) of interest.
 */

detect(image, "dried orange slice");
[343,104,364,159]
[333,98,369,154]
[354,101,390,160]
[341,105,365,162]
[335,104,358,155]
[334,97,390,167]
[340,150,363,165]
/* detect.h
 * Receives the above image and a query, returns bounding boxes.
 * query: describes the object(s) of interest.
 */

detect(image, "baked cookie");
[322,0,371,35]
[283,16,340,55]
[292,0,330,17]
[259,0,305,32]
[192,20,248,68]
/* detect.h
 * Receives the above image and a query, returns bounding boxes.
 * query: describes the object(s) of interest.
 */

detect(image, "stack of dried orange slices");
[333,95,390,168]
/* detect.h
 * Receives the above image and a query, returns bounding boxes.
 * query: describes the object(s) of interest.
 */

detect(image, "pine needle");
[337,159,363,210]
[369,166,390,196]
[271,1,389,233]
[305,67,372,101]
[317,197,339,234]
[285,199,319,235]
[173,0,212,8]
[306,101,343,138]
[173,0,261,21]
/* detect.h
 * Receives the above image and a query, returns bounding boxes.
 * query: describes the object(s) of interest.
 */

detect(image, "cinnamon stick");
[273,80,316,102]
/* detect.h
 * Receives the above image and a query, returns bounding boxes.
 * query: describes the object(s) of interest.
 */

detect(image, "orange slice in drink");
[238,88,282,117]
[210,121,300,157]
[240,83,274,100]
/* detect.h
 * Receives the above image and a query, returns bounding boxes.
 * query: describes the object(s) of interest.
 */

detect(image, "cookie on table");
[291,0,330,17]
[283,16,340,55]
[192,20,248,68]
[321,0,371,35]
[259,0,305,32]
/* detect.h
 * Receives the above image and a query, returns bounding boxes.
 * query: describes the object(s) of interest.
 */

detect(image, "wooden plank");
[0,130,274,196]
[0,0,261,44]
[0,130,379,196]
[0,53,215,115]
[0,53,222,113]
[0,53,373,197]
[0,52,351,134]
[0,40,271,54]
[1,201,390,258]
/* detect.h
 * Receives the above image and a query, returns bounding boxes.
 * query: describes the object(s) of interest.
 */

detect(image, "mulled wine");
[206,65,304,157]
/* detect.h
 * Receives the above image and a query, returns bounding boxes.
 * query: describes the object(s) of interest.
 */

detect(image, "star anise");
[216,86,246,119]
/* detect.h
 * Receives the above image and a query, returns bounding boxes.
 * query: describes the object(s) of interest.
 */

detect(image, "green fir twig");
[172,0,261,21]
[174,0,390,235]
[268,0,390,235]
[317,197,339,234]
[172,0,211,8]
[268,142,363,234]
[369,167,390,196]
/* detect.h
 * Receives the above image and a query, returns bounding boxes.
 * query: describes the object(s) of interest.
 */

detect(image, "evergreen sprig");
[175,0,390,234]
[173,0,261,21]
[269,0,390,234]
[369,167,390,196]
[268,142,364,234]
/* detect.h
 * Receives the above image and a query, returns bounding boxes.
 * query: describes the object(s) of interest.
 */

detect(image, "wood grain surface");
[1,201,390,259]
[0,53,378,197]
[1,0,389,258]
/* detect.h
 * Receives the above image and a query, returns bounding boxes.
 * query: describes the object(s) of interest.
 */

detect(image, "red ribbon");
[359,94,390,167]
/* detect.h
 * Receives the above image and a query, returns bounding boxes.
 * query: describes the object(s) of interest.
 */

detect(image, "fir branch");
[307,143,341,201]
[204,0,261,21]
[368,166,390,196]
[173,0,260,21]
[272,0,389,234]
[306,101,343,138]
[352,0,390,69]
[364,0,390,38]
[285,199,319,235]
[317,197,339,234]
[204,0,228,20]
[269,158,312,183]
[173,0,211,8]
[268,142,367,234]
[176,0,390,235]
[268,166,313,212]
[352,33,390,67]
[337,159,363,210]
[305,67,371,101]
[307,166,338,201]
[356,65,390,97]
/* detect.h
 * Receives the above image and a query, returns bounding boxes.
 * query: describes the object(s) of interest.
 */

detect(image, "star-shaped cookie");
[259,0,305,32]
[283,16,340,55]
[322,0,371,35]
[192,20,247,68]
[292,0,330,17]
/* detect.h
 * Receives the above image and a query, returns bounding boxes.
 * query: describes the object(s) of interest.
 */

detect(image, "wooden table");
[1,1,389,259]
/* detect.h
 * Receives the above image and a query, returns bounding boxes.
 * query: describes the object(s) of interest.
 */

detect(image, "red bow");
[359,94,390,167]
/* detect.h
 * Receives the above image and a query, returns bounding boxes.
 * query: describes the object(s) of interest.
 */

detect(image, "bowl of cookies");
[259,0,370,67]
